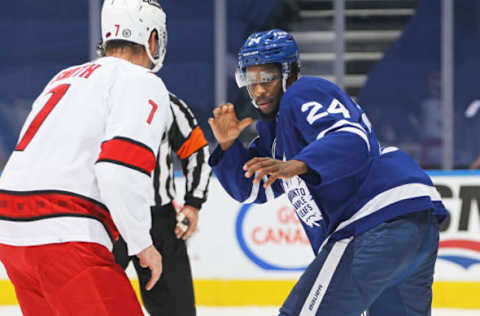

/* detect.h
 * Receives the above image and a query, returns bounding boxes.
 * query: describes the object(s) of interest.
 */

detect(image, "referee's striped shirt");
[153,93,212,210]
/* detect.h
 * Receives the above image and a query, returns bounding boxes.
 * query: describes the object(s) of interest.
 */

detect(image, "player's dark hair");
[104,40,145,56]
[273,62,300,77]
[290,62,300,76]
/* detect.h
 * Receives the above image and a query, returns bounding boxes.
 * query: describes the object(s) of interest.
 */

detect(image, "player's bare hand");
[208,103,253,151]
[243,158,308,187]
[137,245,162,291]
[175,205,199,240]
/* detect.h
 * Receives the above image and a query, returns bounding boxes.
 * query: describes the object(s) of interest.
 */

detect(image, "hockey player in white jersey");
[0,1,171,315]
[209,29,448,316]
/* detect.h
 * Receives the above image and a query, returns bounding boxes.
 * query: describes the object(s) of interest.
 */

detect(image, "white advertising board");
[185,172,480,281]
[0,171,479,284]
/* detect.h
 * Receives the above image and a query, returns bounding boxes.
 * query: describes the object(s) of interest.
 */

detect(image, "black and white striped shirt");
[153,93,211,210]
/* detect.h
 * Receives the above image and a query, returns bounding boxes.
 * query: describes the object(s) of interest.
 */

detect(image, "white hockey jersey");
[0,57,172,255]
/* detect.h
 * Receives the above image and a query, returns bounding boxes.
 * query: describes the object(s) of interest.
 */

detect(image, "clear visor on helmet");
[235,68,281,88]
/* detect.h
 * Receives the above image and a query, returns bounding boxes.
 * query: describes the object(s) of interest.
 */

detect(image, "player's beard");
[255,103,279,121]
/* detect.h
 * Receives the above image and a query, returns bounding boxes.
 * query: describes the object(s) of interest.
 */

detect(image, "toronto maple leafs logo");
[248,36,262,47]
[283,176,323,228]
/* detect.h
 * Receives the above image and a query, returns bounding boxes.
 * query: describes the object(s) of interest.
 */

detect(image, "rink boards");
[0,171,479,308]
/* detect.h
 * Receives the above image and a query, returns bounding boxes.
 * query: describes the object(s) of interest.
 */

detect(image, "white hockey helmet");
[101,0,167,72]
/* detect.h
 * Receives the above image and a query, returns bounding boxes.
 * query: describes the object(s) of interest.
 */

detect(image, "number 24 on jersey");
[301,98,350,125]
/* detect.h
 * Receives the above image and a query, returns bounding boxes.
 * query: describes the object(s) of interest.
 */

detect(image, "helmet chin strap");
[145,30,163,73]
[282,73,288,93]
[247,88,259,109]
[281,62,289,93]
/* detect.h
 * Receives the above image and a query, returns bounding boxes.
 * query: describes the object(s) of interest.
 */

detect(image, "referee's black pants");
[113,203,196,316]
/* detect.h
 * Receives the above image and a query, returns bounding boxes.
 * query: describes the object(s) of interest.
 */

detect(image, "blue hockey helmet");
[236,29,300,93]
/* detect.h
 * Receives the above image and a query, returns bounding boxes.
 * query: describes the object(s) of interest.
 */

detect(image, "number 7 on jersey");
[16,85,160,151]
[147,99,158,124]
[15,84,71,151]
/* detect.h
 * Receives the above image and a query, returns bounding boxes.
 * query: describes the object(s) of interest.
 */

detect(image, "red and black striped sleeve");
[96,136,156,176]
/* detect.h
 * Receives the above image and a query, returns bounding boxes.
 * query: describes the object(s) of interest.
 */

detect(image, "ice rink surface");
[0,306,479,315]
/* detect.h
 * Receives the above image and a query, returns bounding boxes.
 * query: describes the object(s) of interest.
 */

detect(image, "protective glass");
[235,68,281,88]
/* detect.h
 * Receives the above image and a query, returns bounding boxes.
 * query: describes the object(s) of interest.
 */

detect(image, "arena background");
[1,0,480,314]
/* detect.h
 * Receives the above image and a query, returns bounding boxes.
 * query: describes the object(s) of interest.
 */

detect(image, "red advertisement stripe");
[439,239,480,252]
[98,138,156,175]
[0,191,119,242]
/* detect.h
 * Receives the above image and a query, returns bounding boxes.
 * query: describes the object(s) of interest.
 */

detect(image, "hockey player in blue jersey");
[208,29,447,316]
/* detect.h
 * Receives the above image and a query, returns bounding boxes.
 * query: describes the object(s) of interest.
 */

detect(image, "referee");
[113,92,212,316]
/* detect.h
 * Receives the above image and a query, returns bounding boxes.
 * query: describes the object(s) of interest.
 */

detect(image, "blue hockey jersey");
[209,77,447,254]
